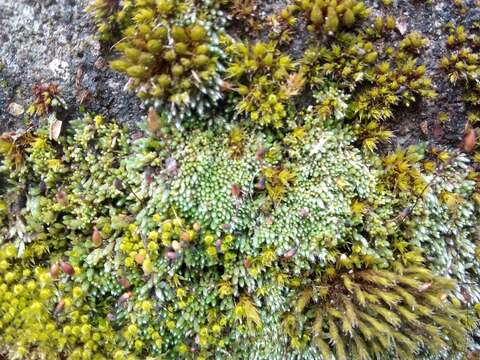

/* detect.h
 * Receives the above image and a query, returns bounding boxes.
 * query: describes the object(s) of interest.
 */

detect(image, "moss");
[400,31,429,53]
[287,267,475,359]
[86,0,124,41]
[1,0,480,359]
[440,20,480,171]
[296,0,370,34]
[441,26,480,106]
[89,0,228,123]
[26,83,65,116]
[302,32,437,123]
[0,106,478,358]
[224,40,303,128]
[267,4,299,44]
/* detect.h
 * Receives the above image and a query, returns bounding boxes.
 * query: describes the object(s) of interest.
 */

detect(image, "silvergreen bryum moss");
[296,0,370,34]
[90,0,227,124]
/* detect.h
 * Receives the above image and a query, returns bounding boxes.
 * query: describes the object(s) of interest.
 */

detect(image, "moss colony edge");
[1,0,480,359]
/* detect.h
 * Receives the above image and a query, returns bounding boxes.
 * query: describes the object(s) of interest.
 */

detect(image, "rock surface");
[0,0,143,133]
[369,0,474,148]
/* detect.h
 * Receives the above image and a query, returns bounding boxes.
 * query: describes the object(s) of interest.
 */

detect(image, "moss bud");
[194,54,210,67]
[174,42,188,55]
[139,53,155,66]
[310,6,323,26]
[171,26,187,42]
[196,44,209,55]
[172,64,184,76]
[164,50,176,62]
[153,27,168,40]
[125,48,142,61]
[190,25,207,42]
[110,60,129,72]
[147,39,163,53]
[127,65,147,78]
[343,8,355,27]
[157,74,171,88]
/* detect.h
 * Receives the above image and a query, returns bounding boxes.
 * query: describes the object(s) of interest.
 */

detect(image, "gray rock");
[0,0,143,132]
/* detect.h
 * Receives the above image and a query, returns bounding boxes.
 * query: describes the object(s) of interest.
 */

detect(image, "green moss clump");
[89,0,227,123]
[441,24,480,106]
[0,106,478,358]
[268,4,300,44]
[400,31,429,53]
[302,32,437,123]
[287,267,475,358]
[297,0,370,34]
[440,22,480,162]
[225,41,303,128]
[87,0,130,42]
[116,22,222,118]
[381,146,428,196]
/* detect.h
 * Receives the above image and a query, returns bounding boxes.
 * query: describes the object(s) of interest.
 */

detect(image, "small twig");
[109,35,129,51]
[128,186,142,203]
